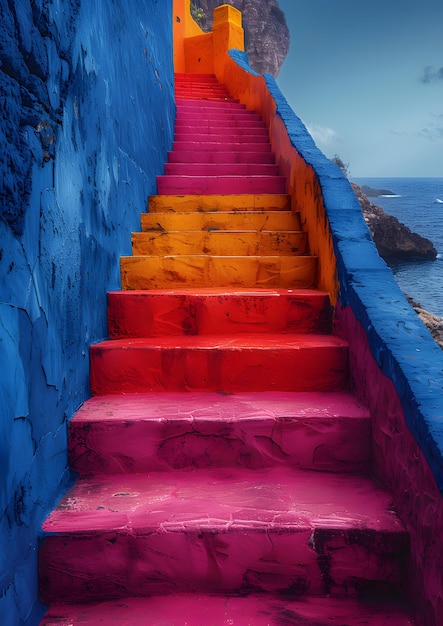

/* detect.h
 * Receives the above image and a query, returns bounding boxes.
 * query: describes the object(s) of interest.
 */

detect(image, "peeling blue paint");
[0,1,174,623]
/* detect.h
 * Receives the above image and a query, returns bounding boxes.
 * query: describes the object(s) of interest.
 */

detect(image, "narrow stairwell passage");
[39,74,419,624]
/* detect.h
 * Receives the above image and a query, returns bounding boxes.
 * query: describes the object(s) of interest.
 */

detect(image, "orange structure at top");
[173,0,244,74]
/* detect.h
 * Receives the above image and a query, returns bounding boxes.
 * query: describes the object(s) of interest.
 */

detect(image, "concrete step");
[176,99,245,110]
[172,139,272,152]
[174,117,266,129]
[175,96,246,111]
[173,130,270,142]
[40,594,419,625]
[157,174,286,195]
[69,391,371,476]
[39,468,408,603]
[164,163,280,177]
[141,211,301,232]
[107,288,331,338]
[89,333,347,394]
[120,253,317,289]
[175,87,231,96]
[147,193,292,213]
[176,108,261,121]
[168,149,276,164]
[131,230,307,256]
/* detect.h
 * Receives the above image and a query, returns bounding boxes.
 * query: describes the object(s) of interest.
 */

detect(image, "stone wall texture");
[190,0,289,76]
[0,1,174,623]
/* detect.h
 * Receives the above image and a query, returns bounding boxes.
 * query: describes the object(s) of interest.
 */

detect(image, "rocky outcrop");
[190,0,289,77]
[407,297,443,349]
[352,183,437,262]
[361,185,395,198]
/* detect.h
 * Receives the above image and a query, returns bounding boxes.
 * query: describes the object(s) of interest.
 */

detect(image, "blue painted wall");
[0,1,174,623]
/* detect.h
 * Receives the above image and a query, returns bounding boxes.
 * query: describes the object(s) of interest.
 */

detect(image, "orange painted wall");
[172,1,338,301]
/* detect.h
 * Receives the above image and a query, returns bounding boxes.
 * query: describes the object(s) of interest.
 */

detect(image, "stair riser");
[120,255,317,289]
[173,132,270,143]
[141,213,301,232]
[172,141,272,152]
[175,91,231,99]
[69,414,371,475]
[131,231,307,256]
[89,343,348,394]
[177,111,262,122]
[157,176,286,195]
[175,98,248,114]
[147,194,292,213]
[107,291,330,338]
[168,150,276,164]
[164,164,280,177]
[175,119,265,129]
[39,528,407,604]
[176,101,245,110]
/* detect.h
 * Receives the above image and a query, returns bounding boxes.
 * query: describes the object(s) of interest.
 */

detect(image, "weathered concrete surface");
[0,1,174,622]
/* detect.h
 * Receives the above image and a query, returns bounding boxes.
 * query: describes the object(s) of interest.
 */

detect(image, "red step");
[107,289,331,338]
[40,594,418,625]
[39,468,408,603]
[89,333,349,394]
[68,391,371,476]
[157,174,286,195]
[176,100,246,110]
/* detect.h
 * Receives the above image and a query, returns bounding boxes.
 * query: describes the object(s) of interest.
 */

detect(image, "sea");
[352,177,443,318]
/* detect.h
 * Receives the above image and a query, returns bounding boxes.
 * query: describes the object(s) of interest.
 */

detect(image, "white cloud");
[306,124,339,146]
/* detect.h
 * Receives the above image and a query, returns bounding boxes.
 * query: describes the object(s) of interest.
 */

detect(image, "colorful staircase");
[39,75,418,624]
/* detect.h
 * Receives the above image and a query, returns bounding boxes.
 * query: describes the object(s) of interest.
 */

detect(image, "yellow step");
[120,255,317,289]
[148,194,291,213]
[141,211,302,232]
[131,231,308,256]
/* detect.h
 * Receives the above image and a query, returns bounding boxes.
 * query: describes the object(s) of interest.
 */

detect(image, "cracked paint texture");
[0,1,174,622]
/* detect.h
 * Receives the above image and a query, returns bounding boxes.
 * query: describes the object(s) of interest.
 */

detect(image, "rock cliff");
[190,0,289,76]
[352,183,437,262]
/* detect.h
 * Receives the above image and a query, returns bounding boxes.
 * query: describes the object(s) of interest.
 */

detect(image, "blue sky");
[276,0,443,177]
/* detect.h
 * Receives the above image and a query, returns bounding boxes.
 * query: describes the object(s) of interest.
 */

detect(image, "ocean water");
[352,177,443,317]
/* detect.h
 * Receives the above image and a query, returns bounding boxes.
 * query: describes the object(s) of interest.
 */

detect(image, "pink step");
[39,468,408,603]
[107,289,331,338]
[168,149,276,164]
[40,594,418,625]
[68,391,371,476]
[174,116,268,134]
[156,174,286,195]
[164,163,280,176]
[177,110,260,122]
[172,140,272,152]
[174,131,270,143]
[89,333,349,394]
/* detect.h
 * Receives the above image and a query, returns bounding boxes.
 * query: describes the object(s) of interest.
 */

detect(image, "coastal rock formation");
[351,183,437,262]
[407,297,443,349]
[190,0,289,76]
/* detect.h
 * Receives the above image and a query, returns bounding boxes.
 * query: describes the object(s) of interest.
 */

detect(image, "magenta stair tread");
[69,391,371,475]
[39,469,408,601]
[40,594,419,625]
[42,467,405,535]
[168,150,276,163]
[71,391,370,424]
